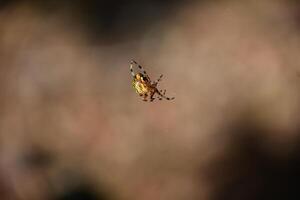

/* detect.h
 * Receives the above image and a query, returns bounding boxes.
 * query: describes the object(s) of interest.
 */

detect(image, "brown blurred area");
[1,0,300,199]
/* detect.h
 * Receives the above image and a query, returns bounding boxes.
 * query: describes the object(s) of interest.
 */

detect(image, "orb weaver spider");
[130,60,175,102]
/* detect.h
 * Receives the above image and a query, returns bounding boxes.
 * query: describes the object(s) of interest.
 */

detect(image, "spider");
[130,60,175,102]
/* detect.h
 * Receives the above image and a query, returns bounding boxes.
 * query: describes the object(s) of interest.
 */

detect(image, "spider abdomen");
[132,80,149,95]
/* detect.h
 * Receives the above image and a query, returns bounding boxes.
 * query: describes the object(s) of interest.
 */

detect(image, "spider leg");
[131,60,151,81]
[150,91,156,102]
[160,89,166,95]
[157,89,165,100]
[130,61,136,78]
[142,93,148,102]
[151,74,163,86]
[138,66,151,81]
[156,74,163,83]
[157,89,175,101]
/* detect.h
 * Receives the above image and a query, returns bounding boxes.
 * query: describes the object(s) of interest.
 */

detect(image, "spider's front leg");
[156,74,163,83]
[132,60,151,81]
[151,74,163,86]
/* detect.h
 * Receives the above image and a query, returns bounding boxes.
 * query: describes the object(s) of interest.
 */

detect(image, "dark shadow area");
[55,184,108,200]
[52,171,112,200]
[19,146,54,169]
[0,0,193,43]
[14,147,111,200]
[206,117,300,200]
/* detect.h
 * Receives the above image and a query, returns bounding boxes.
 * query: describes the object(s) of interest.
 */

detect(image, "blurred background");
[1,0,300,199]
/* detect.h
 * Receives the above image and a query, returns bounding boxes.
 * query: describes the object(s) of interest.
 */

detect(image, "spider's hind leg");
[157,89,166,100]
[141,93,148,102]
[160,89,166,95]
[150,91,156,102]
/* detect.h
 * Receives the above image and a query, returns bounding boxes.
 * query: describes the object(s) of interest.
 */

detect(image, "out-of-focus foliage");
[1,0,300,200]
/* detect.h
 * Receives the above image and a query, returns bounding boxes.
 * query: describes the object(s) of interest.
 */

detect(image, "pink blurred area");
[1,1,300,200]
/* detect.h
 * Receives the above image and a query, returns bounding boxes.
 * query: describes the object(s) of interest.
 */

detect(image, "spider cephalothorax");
[130,60,175,102]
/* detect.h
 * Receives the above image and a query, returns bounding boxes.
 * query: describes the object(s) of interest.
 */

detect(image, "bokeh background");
[1,0,300,199]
